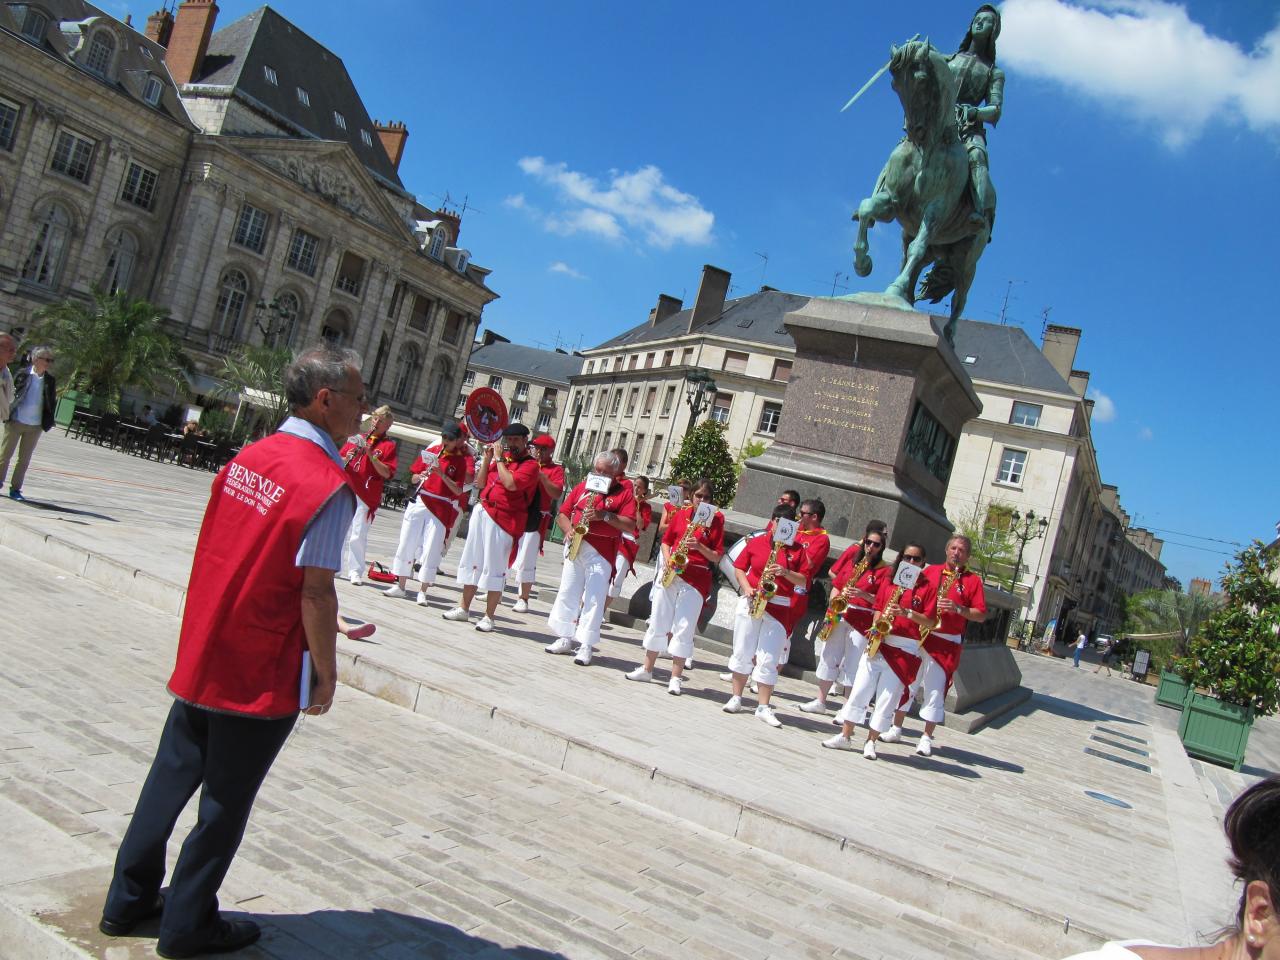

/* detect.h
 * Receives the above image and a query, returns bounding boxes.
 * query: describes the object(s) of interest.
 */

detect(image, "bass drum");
[719,529,766,593]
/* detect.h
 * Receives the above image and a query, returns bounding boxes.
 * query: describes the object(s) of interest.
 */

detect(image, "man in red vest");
[100,345,368,958]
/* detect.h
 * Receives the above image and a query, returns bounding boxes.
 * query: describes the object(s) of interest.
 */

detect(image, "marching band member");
[624,478,723,694]
[383,422,473,603]
[724,504,811,728]
[822,544,933,759]
[545,450,637,666]
[880,535,987,756]
[784,498,831,665]
[510,434,566,613]
[444,424,540,633]
[339,406,398,585]
[798,521,890,715]
[608,475,652,610]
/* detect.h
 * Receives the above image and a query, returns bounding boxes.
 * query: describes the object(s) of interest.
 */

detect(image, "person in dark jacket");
[1,344,57,501]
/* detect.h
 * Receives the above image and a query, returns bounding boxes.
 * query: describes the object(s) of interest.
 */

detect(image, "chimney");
[125,13,133,26]
[1068,368,1090,398]
[374,120,409,171]
[1041,323,1081,382]
[166,0,219,86]
[686,265,731,334]
[649,294,683,327]
[145,8,174,46]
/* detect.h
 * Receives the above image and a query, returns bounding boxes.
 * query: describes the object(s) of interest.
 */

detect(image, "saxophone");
[919,565,963,644]
[864,583,909,660]
[749,542,782,620]
[661,511,705,588]
[566,493,598,561]
[816,556,872,642]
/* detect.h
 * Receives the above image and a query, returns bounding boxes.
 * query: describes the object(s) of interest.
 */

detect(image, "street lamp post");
[253,298,292,347]
[1009,509,1050,595]
[683,370,718,437]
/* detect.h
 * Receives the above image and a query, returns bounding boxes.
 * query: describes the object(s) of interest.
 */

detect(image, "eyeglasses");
[902,554,925,564]
[865,540,884,549]
[692,492,708,500]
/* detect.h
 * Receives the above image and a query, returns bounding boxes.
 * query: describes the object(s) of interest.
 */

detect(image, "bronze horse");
[852,40,991,345]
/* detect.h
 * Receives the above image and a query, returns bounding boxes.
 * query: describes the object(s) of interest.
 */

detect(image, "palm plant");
[212,344,293,434]
[30,291,189,412]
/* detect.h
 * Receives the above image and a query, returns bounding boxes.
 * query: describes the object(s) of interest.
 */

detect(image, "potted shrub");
[1174,544,1280,770]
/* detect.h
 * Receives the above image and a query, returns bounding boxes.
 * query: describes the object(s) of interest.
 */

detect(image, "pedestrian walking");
[1,344,57,501]
[99,344,366,958]
[1094,637,1116,677]
[1073,630,1087,668]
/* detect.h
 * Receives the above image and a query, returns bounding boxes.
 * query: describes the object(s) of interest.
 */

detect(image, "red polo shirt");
[479,454,541,540]
[830,545,892,632]
[734,531,810,626]
[340,433,398,513]
[412,443,474,528]
[919,564,986,637]
[661,505,726,600]
[560,479,637,566]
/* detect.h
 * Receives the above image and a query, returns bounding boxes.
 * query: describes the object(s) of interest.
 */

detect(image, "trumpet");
[817,555,872,642]
[661,513,706,588]
[566,494,597,561]
[919,565,963,644]
[749,541,782,620]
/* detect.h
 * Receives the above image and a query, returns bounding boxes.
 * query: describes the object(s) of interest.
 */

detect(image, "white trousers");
[546,541,612,649]
[847,641,912,734]
[607,551,632,599]
[342,502,374,578]
[455,506,514,593]
[815,621,868,688]
[643,578,703,661]
[728,596,787,686]
[916,646,950,724]
[391,499,448,584]
[512,529,540,585]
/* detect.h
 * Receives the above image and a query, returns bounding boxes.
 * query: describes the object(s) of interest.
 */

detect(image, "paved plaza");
[1,431,1275,959]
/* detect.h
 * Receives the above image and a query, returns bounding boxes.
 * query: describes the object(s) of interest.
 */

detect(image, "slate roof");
[193,6,402,189]
[593,289,811,351]
[588,288,1075,395]
[469,343,584,386]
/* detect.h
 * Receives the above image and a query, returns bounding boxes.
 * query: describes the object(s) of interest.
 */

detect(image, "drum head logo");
[464,388,508,444]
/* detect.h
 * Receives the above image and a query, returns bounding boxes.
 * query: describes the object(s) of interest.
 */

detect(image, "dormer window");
[139,44,153,59]
[15,5,49,42]
[143,75,162,106]
[428,229,447,260]
[333,111,346,131]
[360,129,373,148]
[455,252,469,274]
[296,86,310,107]
[263,64,278,85]
[85,31,115,76]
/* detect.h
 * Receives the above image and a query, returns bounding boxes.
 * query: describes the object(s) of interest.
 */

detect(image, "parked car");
[1094,633,1114,651]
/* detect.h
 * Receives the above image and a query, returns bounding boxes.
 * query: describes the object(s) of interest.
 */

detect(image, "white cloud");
[1000,0,1280,147]
[517,156,714,248]
[549,261,587,280]
[503,193,528,210]
[1139,425,1154,440]
[1088,387,1117,422]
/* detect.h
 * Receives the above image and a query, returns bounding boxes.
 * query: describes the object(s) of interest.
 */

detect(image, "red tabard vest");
[168,432,350,718]
[829,548,892,632]
[560,480,638,567]
[620,499,653,566]
[413,443,472,528]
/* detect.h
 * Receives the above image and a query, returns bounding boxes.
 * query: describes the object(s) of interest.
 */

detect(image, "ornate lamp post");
[1008,509,1049,594]
[253,298,292,347]
[683,370,718,437]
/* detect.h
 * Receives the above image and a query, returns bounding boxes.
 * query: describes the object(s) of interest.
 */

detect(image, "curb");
[0,514,1104,958]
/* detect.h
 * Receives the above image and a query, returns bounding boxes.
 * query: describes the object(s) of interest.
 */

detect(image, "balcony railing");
[336,275,362,296]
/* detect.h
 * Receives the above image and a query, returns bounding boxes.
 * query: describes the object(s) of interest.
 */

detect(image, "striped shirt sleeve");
[295,486,357,570]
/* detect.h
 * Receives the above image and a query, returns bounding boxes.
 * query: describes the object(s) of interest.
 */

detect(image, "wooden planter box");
[1154,669,1190,709]
[1178,692,1253,771]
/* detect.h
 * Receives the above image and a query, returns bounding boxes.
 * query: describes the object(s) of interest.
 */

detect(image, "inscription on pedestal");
[783,361,910,464]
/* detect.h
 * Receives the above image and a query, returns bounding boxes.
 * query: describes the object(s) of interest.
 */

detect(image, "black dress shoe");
[156,918,261,958]
[98,894,164,936]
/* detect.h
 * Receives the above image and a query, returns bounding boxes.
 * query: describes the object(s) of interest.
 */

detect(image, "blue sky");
[167,0,1280,587]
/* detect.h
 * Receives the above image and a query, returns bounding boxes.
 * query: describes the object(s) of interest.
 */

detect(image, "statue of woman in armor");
[948,4,1004,232]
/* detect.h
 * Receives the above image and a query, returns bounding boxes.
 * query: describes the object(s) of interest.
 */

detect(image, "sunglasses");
[864,540,884,549]
[902,554,925,563]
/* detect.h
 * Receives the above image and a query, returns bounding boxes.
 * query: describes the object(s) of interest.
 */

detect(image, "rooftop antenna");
[998,279,1026,325]
[830,271,848,297]
[1040,306,1052,340]
[754,251,769,288]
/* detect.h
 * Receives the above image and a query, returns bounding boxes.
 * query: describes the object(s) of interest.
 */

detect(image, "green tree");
[733,439,769,481]
[952,500,1018,585]
[1176,543,1280,715]
[213,344,293,436]
[29,291,189,412]
[1124,588,1220,657]
[668,420,736,506]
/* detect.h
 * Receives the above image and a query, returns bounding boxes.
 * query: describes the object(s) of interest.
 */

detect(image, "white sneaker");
[475,616,494,633]
[748,679,759,695]
[382,585,408,599]
[831,683,845,698]
[348,573,363,586]
[822,734,854,751]
[573,645,593,666]
[685,658,694,671]
[863,739,878,760]
[915,734,934,757]
[415,591,429,606]
[513,599,529,613]
[545,637,575,655]
[442,607,469,622]
[667,676,683,696]
[880,725,903,744]
[723,695,743,714]
[755,705,782,728]
[799,699,829,714]
[719,672,734,682]
[832,706,851,726]
[624,668,653,682]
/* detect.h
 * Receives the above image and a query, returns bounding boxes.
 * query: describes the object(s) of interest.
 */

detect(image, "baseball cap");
[440,422,463,440]
[531,434,555,450]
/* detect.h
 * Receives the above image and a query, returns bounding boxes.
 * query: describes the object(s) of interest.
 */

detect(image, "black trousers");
[103,700,296,952]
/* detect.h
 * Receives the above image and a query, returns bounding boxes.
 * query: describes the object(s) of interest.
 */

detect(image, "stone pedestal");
[735,296,980,554]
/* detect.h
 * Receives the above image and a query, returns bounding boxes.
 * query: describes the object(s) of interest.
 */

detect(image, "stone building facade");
[458,331,581,442]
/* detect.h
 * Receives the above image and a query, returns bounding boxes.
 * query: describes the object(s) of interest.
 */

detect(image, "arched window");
[320,309,350,345]
[426,355,452,415]
[392,343,422,404]
[22,202,72,287]
[85,31,115,76]
[101,229,138,295]
[272,291,302,348]
[213,269,249,340]
[428,227,448,261]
